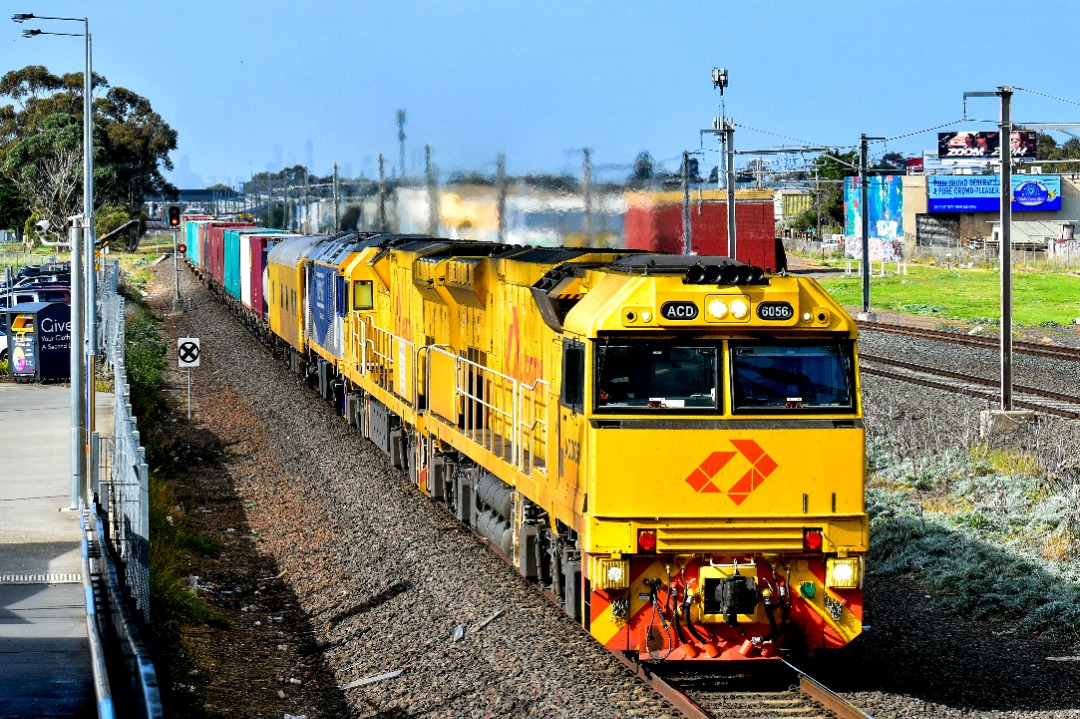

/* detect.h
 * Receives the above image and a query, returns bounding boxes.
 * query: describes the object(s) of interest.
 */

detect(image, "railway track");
[856,320,1080,363]
[860,353,1080,419]
[635,660,872,719]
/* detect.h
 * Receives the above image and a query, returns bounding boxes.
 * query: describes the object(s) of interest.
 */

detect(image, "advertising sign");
[937,131,1037,159]
[844,175,904,240]
[927,174,1061,213]
[12,333,35,376]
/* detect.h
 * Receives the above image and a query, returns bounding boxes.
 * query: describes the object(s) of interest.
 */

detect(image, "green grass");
[816,263,1080,327]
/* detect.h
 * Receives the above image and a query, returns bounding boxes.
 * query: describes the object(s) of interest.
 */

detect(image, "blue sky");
[6,1,1080,188]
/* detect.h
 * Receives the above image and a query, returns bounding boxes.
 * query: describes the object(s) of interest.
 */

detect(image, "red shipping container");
[624,193,779,271]
[247,234,284,319]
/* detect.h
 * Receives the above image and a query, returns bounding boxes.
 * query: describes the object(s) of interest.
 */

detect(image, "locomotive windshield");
[729,341,855,413]
[595,343,718,411]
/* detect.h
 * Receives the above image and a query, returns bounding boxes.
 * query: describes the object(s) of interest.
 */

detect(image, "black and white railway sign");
[178,337,201,368]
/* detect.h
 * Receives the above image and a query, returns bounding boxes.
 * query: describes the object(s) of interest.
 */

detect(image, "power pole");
[858,134,874,321]
[496,152,507,244]
[964,86,1019,417]
[682,150,692,255]
[377,154,387,232]
[397,109,407,180]
[426,145,438,236]
[856,134,884,320]
[725,120,736,259]
[333,162,340,232]
[998,88,1014,411]
[304,168,310,234]
[582,147,593,246]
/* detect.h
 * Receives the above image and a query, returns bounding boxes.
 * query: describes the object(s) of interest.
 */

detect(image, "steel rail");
[856,320,1080,363]
[861,353,1080,407]
[639,661,873,719]
[783,660,874,719]
[860,357,1080,419]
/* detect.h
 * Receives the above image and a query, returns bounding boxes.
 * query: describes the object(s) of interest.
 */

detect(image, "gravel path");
[147,260,1080,718]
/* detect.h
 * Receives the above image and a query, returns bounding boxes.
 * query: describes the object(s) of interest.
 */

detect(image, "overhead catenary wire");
[1014,86,1080,108]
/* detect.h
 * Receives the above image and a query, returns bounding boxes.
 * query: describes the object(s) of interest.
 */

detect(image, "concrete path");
[0,382,112,718]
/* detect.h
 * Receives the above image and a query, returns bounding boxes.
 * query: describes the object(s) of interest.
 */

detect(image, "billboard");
[927,174,1061,212]
[844,175,904,240]
[937,131,1037,159]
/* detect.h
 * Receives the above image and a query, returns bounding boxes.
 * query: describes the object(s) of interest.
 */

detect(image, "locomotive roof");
[606,254,743,274]
[495,246,606,264]
[304,231,391,265]
[266,234,332,267]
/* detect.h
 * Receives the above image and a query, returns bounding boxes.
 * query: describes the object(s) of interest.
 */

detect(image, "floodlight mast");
[710,68,737,258]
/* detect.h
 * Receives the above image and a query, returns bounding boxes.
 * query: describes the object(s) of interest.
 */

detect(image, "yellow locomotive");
[265,233,867,661]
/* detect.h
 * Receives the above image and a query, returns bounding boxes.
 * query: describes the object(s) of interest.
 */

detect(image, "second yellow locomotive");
[263,232,867,662]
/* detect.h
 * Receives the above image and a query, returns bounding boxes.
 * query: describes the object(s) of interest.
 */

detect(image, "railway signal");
[168,205,181,227]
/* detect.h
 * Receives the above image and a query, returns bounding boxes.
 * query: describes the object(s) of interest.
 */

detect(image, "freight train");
[181,217,868,662]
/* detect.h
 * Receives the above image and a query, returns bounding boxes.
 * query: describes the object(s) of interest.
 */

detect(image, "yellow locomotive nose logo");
[684,439,778,505]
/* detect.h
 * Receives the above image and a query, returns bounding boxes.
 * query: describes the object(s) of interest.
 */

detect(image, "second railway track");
[857,320,1080,363]
[860,353,1080,419]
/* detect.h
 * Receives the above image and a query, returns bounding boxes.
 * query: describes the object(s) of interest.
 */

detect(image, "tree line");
[0,65,177,249]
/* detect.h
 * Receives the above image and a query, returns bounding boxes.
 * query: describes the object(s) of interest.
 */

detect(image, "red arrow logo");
[684,440,778,504]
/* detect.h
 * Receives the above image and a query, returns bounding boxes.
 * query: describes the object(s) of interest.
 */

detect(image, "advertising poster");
[844,175,904,240]
[927,175,1061,212]
[12,334,35,375]
[937,131,1037,159]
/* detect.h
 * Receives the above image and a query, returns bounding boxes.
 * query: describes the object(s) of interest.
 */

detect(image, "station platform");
[0,381,113,718]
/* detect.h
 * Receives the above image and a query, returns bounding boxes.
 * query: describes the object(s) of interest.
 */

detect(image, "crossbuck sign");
[178,338,200,368]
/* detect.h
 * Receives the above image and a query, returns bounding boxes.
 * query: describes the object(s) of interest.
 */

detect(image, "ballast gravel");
[146,261,1080,718]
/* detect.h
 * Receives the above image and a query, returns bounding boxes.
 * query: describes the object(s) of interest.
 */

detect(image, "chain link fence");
[99,260,151,623]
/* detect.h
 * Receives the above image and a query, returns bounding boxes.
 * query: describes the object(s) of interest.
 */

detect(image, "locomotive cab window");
[561,339,585,412]
[595,342,718,412]
[730,341,855,414]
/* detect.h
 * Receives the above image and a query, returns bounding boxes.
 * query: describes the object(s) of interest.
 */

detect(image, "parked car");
[0,286,71,309]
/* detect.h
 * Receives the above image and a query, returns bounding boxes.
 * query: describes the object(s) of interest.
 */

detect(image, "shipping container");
[225,228,283,300]
[207,222,256,287]
[246,233,302,317]
[624,190,781,271]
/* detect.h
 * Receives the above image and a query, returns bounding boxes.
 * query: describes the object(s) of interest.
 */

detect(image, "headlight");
[707,299,728,319]
[825,557,861,589]
[729,298,749,319]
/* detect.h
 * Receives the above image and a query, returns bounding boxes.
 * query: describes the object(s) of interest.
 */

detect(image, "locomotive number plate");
[757,301,794,321]
[661,301,699,320]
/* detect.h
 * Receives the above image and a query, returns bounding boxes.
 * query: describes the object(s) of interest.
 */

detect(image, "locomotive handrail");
[360,317,416,409]
[428,345,519,465]
[517,379,549,476]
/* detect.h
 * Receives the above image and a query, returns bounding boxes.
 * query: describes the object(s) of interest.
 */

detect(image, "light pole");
[15,12,95,505]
